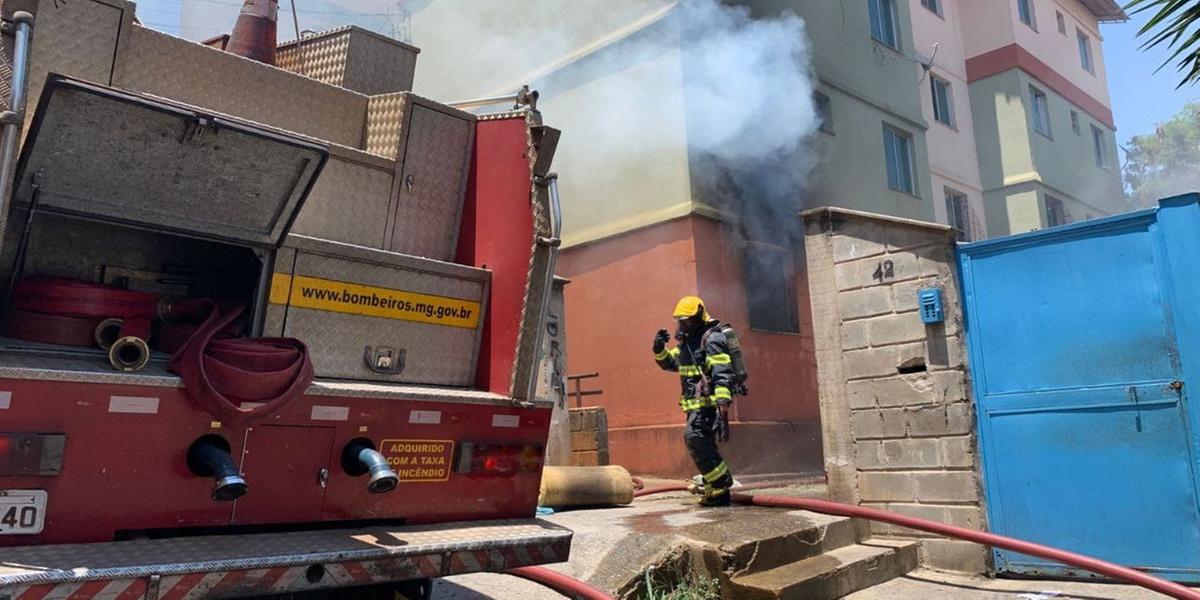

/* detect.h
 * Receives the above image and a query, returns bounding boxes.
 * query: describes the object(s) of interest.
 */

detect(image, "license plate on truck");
[0,491,46,534]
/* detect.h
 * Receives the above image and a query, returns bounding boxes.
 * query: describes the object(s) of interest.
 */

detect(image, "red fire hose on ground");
[741,494,1200,600]
[627,481,1200,600]
[506,566,615,600]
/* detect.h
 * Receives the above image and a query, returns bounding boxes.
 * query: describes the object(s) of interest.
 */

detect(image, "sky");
[1103,7,1199,156]
[132,0,398,42]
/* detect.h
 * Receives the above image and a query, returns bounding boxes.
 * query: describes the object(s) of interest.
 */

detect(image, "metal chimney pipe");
[226,0,278,65]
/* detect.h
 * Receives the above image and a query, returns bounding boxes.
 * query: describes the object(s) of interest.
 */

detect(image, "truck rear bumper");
[0,518,571,600]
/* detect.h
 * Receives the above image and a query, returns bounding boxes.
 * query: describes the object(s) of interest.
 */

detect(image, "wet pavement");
[535,480,834,594]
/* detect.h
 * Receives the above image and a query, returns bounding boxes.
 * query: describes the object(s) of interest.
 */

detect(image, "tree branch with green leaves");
[1123,100,1200,207]
[1128,0,1200,88]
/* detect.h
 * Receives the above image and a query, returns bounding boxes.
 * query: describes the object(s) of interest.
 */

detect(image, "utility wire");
[143,0,391,17]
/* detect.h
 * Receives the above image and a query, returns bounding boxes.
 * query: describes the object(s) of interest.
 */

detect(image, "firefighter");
[652,296,735,507]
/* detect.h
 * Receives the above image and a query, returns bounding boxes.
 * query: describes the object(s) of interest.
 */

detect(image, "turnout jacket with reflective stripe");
[653,321,735,411]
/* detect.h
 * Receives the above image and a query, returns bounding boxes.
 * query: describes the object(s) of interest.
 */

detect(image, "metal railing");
[567,372,602,408]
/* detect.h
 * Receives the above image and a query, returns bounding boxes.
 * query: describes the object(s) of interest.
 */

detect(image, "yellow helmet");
[673,296,712,321]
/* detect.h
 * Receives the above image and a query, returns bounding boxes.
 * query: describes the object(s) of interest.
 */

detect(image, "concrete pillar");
[802,207,990,575]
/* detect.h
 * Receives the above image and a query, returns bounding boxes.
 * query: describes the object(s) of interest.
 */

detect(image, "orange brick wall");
[557,215,823,478]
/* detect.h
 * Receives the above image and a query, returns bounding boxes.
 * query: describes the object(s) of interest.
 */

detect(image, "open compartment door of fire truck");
[0,75,326,346]
[0,2,570,599]
[8,76,324,249]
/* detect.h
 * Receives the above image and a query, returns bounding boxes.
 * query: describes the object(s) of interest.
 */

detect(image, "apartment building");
[909,0,1127,238]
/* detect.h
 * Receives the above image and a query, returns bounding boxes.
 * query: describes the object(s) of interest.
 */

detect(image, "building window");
[1071,110,1081,135]
[921,0,942,16]
[1077,30,1094,73]
[945,189,974,241]
[814,92,834,134]
[1092,125,1108,168]
[1029,85,1052,138]
[1057,11,1066,34]
[744,245,799,334]
[883,124,916,194]
[930,76,954,127]
[1045,195,1069,227]
[1017,0,1036,29]
[868,0,900,49]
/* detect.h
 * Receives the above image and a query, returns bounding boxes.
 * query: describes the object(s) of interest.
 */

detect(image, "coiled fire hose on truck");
[628,482,1200,600]
[2,276,313,425]
[168,299,314,424]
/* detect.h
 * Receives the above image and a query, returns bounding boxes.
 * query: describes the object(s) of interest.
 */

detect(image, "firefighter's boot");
[698,486,731,507]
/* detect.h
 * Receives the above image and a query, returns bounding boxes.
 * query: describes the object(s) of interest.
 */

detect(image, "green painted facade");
[969,69,1125,236]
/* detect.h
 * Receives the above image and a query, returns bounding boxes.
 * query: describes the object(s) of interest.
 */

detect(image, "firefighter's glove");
[653,329,670,353]
[716,404,731,443]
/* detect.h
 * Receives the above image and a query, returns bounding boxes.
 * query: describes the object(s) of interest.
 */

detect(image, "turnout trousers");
[684,406,733,495]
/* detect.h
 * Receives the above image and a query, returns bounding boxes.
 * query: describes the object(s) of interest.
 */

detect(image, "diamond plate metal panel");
[291,241,484,295]
[281,243,487,385]
[0,518,570,587]
[344,30,417,95]
[0,353,182,387]
[276,30,350,87]
[0,23,13,112]
[505,119,560,402]
[290,147,394,248]
[284,309,478,385]
[389,103,474,260]
[511,181,553,401]
[17,78,326,248]
[113,26,367,148]
[263,303,288,340]
[364,92,404,159]
[277,26,417,96]
[21,0,125,134]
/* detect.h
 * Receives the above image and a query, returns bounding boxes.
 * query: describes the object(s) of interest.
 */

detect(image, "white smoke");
[410,0,820,244]
[674,0,818,168]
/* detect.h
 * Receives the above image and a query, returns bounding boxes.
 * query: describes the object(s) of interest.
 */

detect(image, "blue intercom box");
[919,287,944,324]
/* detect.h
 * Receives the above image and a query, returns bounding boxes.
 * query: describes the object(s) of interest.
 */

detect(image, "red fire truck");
[0,2,568,599]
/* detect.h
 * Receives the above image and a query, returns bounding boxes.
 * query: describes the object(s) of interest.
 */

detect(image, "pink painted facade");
[910,0,1126,237]
[958,0,1114,105]
[910,0,986,239]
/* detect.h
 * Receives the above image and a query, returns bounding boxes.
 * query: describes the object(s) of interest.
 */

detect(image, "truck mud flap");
[0,518,571,599]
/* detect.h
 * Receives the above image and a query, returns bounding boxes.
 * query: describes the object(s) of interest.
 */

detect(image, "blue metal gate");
[958,194,1200,581]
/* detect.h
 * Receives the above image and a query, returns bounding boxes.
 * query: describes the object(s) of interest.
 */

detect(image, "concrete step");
[722,512,859,576]
[727,539,922,600]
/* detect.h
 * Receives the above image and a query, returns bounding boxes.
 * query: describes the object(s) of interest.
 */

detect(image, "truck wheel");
[393,578,433,600]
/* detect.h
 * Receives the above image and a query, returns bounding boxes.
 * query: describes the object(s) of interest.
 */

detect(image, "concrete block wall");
[803,207,989,574]
[569,407,610,467]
